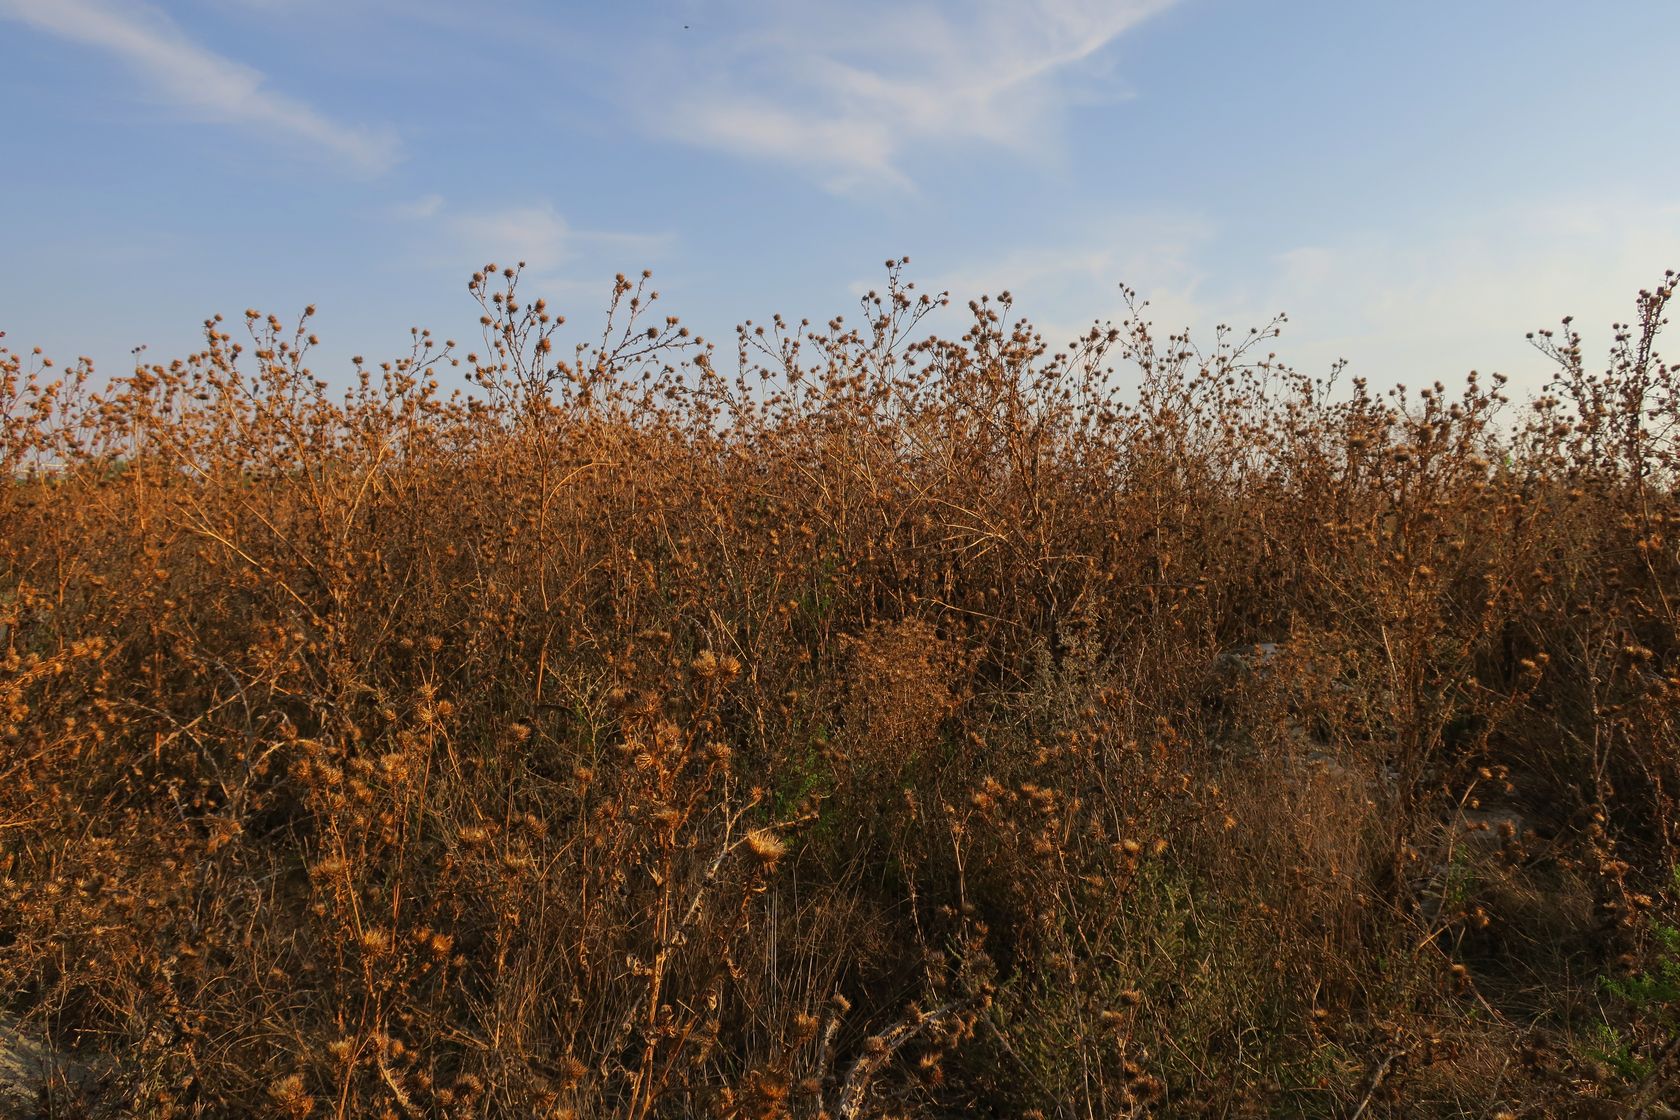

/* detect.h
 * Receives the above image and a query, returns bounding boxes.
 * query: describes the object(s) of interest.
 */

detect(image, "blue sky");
[3,0,1679,394]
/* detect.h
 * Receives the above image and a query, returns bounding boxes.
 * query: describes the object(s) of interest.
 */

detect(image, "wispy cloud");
[396,198,672,283]
[447,203,578,275]
[637,0,1180,192]
[889,195,1680,394]
[1239,199,1680,392]
[909,212,1214,352]
[391,193,445,221]
[0,0,400,173]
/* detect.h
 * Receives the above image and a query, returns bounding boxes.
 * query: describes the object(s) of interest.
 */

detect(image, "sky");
[3,0,1680,397]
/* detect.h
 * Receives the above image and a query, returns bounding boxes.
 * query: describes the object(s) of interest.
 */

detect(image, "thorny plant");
[3,263,1680,1117]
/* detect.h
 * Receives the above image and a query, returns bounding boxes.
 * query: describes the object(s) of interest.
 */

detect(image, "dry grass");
[3,261,1680,1116]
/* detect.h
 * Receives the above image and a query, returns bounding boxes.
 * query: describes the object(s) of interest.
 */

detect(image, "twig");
[1347,1041,1416,1120]
[832,999,973,1120]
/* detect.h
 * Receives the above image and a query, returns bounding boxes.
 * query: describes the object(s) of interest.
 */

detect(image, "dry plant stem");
[3,265,1680,1117]
[831,999,973,1120]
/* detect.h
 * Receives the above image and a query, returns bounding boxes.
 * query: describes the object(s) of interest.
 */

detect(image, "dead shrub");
[3,264,1680,1117]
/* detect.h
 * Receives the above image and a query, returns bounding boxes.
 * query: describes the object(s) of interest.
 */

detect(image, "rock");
[1448,807,1533,856]
[0,1013,112,1116]
[1213,641,1287,681]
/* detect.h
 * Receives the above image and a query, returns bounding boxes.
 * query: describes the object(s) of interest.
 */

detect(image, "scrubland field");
[4,263,1680,1118]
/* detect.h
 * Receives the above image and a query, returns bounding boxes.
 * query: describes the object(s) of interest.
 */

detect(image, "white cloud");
[448,203,576,275]
[0,0,400,173]
[1239,199,1680,394]
[898,197,1680,397]
[395,198,672,284]
[391,192,444,220]
[638,0,1180,192]
[905,213,1213,354]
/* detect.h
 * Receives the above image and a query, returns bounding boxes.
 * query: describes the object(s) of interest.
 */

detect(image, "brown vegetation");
[3,262,1679,1116]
